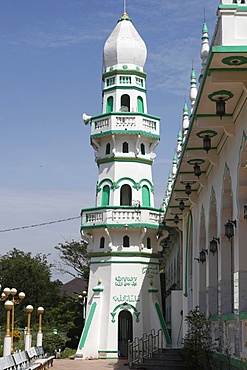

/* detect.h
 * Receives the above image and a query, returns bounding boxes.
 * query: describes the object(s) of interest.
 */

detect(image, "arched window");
[123,142,129,153]
[147,237,151,249]
[137,96,144,113]
[142,185,150,207]
[120,94,130,112]
[102,185,110,206]
[141,143,145,155]
[106,96,113,113]
[123,235,130,248]
[120,184,132,206]
[106,143,111,155]
[100,237,105,249]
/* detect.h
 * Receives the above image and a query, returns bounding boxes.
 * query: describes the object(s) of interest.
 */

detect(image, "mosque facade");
[163,0,247,359]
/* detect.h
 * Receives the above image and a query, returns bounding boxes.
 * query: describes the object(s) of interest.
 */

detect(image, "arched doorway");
[118,310,133,357]
[120,184,132,205]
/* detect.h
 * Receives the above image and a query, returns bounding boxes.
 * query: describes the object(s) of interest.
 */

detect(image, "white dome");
[103,13,147,71]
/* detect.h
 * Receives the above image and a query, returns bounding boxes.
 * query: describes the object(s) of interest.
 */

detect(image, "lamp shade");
[209,238,218,255]
[203,135,211,153]
[193,163,201,178]
[224,220,236,240]
[216,98,225,119]
[179,200,185,211]
[244,203,247,220]
[199,249,207,264]
[185,183,192,195]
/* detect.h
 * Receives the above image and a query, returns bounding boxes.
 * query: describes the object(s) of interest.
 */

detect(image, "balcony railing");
[82,207,164,228]
[91,114,159,137]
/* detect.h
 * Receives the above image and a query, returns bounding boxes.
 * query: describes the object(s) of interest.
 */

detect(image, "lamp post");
[78,291,87,322]
[37,307,44,347]
[3,300,13,356]
[25,305,33,351]
[2,287,25,353]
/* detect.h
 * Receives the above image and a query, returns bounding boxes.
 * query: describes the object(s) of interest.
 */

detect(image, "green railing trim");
[79,302,97,349]
[155,303,171,346]
[240,311,247,320]
[222,313,235,321]
[212,352,247,369]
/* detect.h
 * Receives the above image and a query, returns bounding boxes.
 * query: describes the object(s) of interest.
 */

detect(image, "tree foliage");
[0,248,62,327]
[54,240,89,281]
[183,307,220,370]
[43,333,66,354]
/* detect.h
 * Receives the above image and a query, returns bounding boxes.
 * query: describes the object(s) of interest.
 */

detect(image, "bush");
[13,330,22,342]
[43,333,66,355]
[183,307,221,370]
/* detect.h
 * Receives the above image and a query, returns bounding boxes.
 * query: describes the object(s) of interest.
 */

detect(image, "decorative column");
[37,307,44,347]
[25,305,33,351]
[3,300,13,356]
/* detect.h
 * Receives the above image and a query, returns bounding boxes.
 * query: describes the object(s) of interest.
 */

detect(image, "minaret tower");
[76,6,169,360]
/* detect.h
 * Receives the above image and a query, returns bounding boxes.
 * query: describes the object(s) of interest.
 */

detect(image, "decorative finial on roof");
[200,15,209,82]
[190,67,197,114]
[177,130,183,159]
[182,102,189,142]
[124,0,127,13]
[172,153,178,178]
[120,0,130,20]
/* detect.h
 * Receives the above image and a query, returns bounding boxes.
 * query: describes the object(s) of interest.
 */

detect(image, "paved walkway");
[52,358,130,370]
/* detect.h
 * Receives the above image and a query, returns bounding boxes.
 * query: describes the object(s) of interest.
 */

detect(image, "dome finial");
[121,0,129,19]
[124,0,127,14]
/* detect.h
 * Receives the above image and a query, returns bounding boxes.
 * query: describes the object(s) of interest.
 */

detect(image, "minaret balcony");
[81,206,164,229]
[90,113,160,138]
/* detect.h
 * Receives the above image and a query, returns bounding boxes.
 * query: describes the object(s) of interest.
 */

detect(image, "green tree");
[54,240,89,281]
[0,248,62,327]
[183,307,220,370]
[45,295,82,332]
[43,333,66,355]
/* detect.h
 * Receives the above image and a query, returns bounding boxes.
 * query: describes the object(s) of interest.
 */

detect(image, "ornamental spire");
[182,102,189,142]
[200,20,209,81]
[124,0,127,13]
[190,67,197,114]
[121,0,129,19]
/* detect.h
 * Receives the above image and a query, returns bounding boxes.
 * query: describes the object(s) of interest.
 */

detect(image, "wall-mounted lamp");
[197,130,217,153]
[244,203,247,220]
[193,163,202,178]
[174,214,179,224]
[179,200,185,211]
[224,219,236,241]
[199,249,208,264]
[216,97,226,119]
[203,135,211,153]
[209,237,220,255]
[185,183,192,196]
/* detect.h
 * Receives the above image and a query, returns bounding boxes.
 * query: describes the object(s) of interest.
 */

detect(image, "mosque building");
[76,6,169,360]
[76,0,247,364]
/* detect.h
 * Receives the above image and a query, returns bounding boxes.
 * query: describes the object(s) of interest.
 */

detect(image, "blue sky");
[0,0,219,282]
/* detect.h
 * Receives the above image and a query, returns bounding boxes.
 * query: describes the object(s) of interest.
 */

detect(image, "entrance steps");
[132,348,186,370]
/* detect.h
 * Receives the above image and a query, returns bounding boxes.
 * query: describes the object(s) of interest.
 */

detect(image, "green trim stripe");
[155,303,171,346]
[91,112,160,121]
[91,130,160,139]
[97,157,153,165]
[90,260,160,265]
[81,223,163,230]
[184,213,191,298]
[79,302,97,349]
